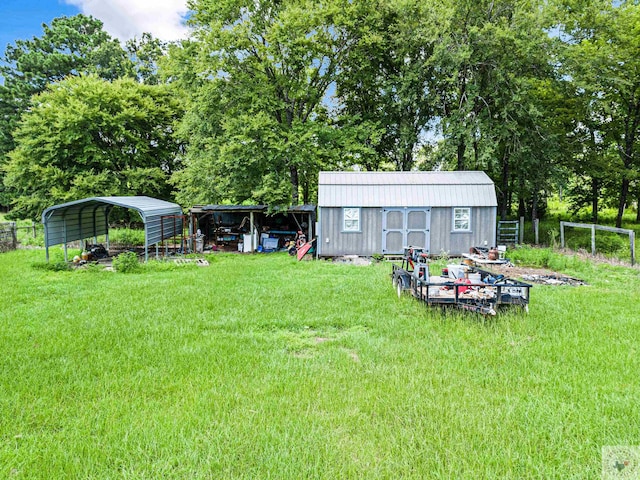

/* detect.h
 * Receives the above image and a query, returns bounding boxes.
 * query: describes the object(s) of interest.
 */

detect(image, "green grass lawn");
[1,248,640,478]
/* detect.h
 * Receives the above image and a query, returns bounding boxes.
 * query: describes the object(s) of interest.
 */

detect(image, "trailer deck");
[391,247,531,315]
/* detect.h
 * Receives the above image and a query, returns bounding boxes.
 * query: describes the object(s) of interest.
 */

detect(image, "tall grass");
[1,249,639,478]
[513,198,639,263]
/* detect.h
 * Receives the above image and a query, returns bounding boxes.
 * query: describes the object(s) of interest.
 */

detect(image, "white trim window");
[343,207,361,232]
[453,207,471,232]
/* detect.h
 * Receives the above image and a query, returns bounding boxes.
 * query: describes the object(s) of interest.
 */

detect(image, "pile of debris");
[519,274,587,286]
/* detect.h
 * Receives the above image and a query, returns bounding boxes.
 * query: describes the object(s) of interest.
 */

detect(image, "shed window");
[453,207,471,231]
[343,207,360,232]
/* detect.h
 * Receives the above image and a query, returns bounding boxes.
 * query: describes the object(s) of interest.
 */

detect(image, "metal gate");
[382,208,431,254]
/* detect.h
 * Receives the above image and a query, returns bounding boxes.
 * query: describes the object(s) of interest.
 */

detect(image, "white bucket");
[447,264,466,279]
[468,273,482,284]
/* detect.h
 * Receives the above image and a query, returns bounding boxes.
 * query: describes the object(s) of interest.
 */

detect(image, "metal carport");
[42,196,184,262]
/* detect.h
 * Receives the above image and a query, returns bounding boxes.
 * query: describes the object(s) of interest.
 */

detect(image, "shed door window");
[453,208,471,231]
[343,208,360,232]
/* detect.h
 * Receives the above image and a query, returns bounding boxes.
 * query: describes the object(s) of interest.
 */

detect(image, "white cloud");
[64,0,190,42]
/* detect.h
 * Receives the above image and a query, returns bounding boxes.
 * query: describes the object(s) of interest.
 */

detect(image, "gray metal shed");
[317,171,497,257]
[42,196,184,262]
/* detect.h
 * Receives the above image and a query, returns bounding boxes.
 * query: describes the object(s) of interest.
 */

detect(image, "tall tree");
[3,76,183,220]
[554,0,640,227]
[0,14,133,207]
[336,0,436,171]
[175,0,356,205]
[430,0,566,220]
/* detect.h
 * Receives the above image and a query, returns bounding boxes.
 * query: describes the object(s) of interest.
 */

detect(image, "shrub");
[109,228,145,246]
[32,261,72,272]
[112,251,141,273]
[371,253,384,262]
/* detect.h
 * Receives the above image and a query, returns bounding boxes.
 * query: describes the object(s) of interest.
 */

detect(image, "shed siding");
[319,206,496,257]
[429,207,496,255]
[319,207,382,256]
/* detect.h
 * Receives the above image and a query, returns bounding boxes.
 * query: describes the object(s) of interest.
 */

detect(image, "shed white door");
[382,208,431,254]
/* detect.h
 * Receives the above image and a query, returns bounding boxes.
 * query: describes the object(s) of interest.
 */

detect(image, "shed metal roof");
[42,196,183,260]
[318,171,497,207]
[190,204,316,214]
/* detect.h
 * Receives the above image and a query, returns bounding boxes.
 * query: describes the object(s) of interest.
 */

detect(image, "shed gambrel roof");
[318,171,497,207]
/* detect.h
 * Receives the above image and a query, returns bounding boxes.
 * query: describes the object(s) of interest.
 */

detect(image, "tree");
[0,14,134,207]
[3,76,183,220]
[126,33,168,85]
[336,0,436,171]
[554,0,640,227]
[428,0,567,220]
[173,0,357,206]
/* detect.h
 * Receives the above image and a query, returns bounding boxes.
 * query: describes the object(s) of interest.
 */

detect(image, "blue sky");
[0,0,189,54]
[0,1,80,52]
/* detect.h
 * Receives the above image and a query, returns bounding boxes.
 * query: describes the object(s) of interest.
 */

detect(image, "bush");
[108,228,145,246]
[31,261,72,272]
[112,251,141,273]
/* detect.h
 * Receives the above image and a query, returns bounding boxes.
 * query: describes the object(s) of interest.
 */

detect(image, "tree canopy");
[1,3,639,224]
[3,76,182,220]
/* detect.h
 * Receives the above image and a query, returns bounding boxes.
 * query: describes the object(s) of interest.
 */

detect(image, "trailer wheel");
[392,275,397,289]
[397,280,403,298]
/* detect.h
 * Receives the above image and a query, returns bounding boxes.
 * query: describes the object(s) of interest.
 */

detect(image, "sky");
[0,0,190,53]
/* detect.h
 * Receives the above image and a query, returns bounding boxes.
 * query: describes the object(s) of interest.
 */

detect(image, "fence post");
[12,222,17,250]
[32,221,37,237]
[519,216,524,244]
[560,221,565,248]
[534,218,539,245]
[631,231,635,266]
[591,224,596,255]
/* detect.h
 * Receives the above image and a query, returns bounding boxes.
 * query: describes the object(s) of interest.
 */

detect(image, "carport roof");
[42,196,183,260]
[42,196,182,220]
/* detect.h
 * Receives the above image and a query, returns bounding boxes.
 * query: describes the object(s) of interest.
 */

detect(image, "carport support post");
[44,222,49,262]
[63,215,68,262]
[250,211,255,251]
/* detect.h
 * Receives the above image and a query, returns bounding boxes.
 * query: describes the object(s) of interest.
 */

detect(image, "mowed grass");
[1,249,640,478]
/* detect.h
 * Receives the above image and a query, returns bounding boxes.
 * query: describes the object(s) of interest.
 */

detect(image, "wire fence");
[0,221,44,252]
[0,222,18,252]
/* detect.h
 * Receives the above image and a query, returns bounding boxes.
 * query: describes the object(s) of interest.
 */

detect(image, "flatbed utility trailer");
[391,248,531,315]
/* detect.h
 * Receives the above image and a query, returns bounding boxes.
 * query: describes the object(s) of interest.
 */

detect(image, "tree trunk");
[457,138,466,171]
[616,177,629,228]
[302,177,309,205]
[616,101,639,227]
[500,149,510,220]
[290,165,299,205]
[473,138,479,170]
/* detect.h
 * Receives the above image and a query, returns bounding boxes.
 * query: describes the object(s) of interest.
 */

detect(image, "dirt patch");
[332,255,373,266]
[488,263,587,286]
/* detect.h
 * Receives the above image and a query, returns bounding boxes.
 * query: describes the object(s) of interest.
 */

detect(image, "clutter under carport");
[189,205,315,253]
